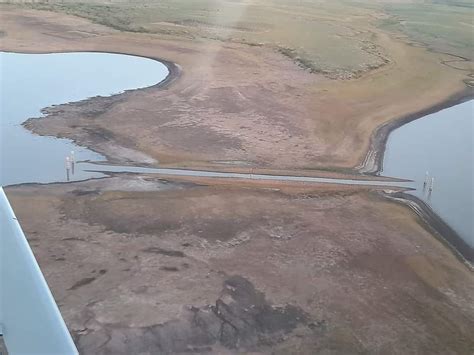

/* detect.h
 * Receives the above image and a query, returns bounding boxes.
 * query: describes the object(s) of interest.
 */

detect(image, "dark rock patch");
[71,189,100,196]
[75,275,318,354]
[143,247,185,257]
[69,277,96,290]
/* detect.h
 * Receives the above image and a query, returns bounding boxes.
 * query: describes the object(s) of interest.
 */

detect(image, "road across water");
[80,162,413,188]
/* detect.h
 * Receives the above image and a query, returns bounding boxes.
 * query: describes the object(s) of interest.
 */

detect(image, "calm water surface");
[383,100,474,247]
[0,51,168,186]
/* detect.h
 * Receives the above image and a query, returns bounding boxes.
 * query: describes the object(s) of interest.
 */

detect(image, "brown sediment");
[19,49,182,166]
[5,178,474,353]
[1,6,470,171]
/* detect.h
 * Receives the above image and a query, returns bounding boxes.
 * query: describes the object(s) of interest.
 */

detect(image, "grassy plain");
[10,0,474,76]
[11,0,393,78]
[379,1,473,60]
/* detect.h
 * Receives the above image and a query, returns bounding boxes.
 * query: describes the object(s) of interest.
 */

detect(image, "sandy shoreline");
[358,88,474,175]
[358,89,474,267]
[14,47,182,145]
[18,51,181,167]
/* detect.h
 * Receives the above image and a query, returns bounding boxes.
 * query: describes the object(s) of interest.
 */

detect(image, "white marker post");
[70,151,75,175]
[65,157,71,182]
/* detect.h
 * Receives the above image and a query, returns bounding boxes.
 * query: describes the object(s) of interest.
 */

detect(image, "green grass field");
[379,1,473,60]
[4,0,473,73]
[4,0,389,78]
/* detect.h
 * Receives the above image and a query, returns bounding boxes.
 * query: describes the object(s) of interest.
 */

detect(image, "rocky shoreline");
[384,191,473,268]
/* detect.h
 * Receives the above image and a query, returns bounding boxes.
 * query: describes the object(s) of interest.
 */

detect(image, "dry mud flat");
[6,176,474,354]
[1,6,471,171]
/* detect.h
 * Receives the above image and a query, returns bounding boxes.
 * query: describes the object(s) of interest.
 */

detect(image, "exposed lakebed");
[0,51,472,255]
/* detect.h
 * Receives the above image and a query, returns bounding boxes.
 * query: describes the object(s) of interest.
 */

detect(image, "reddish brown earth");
[6,177,474,354]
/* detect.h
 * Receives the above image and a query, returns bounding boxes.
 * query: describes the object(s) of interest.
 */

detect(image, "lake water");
[0,51,169,186]
[383,100,473,248]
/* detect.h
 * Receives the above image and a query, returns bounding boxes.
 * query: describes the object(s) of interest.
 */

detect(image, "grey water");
[0,51,169,186]
[383,100,474,248]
